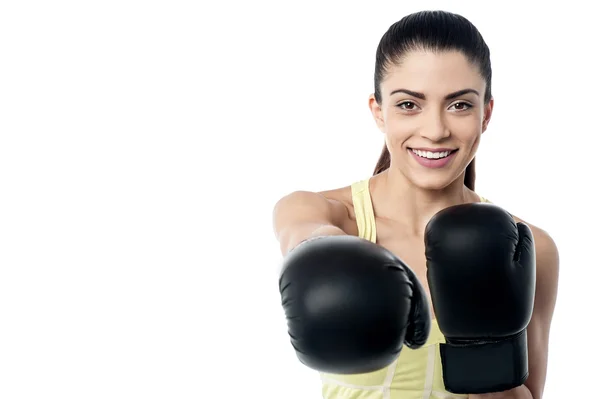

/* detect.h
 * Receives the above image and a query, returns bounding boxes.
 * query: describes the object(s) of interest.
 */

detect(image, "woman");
[273,10,558,399]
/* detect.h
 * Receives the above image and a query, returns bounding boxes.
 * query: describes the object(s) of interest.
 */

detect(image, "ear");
[482,97,494,133]
[369,94,386,133]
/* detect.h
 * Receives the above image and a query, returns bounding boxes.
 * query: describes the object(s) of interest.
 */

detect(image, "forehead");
[382,50,485,95]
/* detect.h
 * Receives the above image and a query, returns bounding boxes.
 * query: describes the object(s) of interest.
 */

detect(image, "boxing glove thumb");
[401,263,430,348]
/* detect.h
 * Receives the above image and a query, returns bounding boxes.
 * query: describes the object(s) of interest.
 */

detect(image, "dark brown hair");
[371,10,492,191]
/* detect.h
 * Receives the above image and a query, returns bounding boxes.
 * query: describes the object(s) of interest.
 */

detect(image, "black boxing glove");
[279,235,430,374]
[425,203,536,394]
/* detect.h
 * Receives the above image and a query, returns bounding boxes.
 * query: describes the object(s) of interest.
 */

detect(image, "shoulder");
[306,178,368,217]
[513,216,559,272]
[318,184,354,211]
[273,181,359,222]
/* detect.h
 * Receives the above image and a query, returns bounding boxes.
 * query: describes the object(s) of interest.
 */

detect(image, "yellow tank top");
[319,178,491,399]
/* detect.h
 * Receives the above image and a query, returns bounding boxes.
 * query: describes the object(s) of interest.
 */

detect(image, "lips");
[408,148,458,169]
[409,148,458,159]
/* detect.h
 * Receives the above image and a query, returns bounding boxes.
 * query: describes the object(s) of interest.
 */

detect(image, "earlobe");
[482,116,491,133]
[481,98,494,133]
[368,94,385,132]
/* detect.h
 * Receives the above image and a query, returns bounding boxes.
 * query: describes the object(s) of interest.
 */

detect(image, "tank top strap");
[478,194,492,203]
[350,180,490,241]
[350,179,377,243]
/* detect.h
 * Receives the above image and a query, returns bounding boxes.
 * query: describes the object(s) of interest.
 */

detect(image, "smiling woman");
[381,87,481,169]
[371,35,492,192]
[273,9,558,399]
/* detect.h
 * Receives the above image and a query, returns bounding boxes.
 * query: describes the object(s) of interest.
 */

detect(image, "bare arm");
[272,190,350,255]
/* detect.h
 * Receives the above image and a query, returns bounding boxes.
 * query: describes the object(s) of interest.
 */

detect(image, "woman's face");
[370,50,493,190]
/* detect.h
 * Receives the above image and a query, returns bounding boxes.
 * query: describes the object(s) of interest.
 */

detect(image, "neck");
[371,168,479,236]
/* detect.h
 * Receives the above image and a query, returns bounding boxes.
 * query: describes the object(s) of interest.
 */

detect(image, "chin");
[412,179,455,191]
[399,153,470,191]
[405,171,462,191]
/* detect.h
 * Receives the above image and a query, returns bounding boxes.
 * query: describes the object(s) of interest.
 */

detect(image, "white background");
[1,1,597,398]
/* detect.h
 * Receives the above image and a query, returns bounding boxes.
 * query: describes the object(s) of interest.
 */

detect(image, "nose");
[419,111,450,142]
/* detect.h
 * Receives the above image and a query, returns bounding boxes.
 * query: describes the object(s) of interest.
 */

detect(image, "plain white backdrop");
[1,1,598,398]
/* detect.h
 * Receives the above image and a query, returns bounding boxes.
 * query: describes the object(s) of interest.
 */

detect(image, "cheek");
[383,116,414,146]
[451,118,482,144]
[384,128,410,152]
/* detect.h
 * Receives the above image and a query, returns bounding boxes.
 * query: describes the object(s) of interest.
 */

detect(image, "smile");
[410,148,457,159]
[408,148,459,169]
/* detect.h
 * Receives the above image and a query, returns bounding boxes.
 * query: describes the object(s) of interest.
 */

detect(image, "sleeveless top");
[319,178,491,399]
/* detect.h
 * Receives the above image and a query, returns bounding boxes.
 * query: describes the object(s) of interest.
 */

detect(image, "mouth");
[408,148,459,168]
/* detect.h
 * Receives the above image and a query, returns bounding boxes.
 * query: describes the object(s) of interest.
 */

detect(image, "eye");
[450,102,472,111]
[397,101,418,110]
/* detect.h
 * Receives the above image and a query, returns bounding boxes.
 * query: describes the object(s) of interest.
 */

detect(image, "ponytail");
[372,144,476,190]
[372,144,391,176]
[464,157,475,191]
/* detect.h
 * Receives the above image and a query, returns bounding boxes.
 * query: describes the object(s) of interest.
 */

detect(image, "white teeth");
[411,149,452,159]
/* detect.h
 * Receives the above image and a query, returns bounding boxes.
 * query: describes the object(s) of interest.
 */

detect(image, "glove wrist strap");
[440,329,528,394]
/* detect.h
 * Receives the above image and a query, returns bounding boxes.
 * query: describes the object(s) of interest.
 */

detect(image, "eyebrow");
[389,88,480,100]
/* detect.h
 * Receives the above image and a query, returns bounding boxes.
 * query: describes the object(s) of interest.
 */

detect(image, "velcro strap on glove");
[440,330,528,394]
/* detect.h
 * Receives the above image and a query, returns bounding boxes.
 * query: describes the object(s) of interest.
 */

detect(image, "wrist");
[440,330,528,394]
[468,384,533,399]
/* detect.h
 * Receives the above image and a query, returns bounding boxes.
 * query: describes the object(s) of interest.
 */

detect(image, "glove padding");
[279,235,430,374]
[425,203,536,393]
